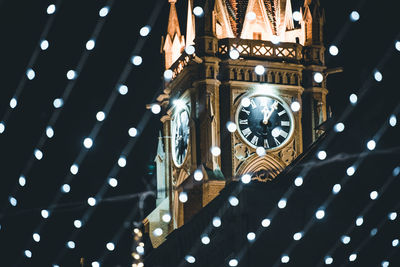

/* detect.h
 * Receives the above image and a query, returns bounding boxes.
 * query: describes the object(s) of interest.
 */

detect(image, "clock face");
[171,108,190,167]
[235,95,294,150]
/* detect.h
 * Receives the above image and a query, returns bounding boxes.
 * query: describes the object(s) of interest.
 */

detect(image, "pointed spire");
[167,0,181,38]
[162,0,185,69]
[186,0,196,46]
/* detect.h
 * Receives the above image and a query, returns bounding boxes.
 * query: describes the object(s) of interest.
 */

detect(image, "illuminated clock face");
[235,95,294,149]
[171,108,190,167]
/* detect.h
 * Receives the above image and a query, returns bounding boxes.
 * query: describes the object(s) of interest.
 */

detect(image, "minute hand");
[262,101,278,124]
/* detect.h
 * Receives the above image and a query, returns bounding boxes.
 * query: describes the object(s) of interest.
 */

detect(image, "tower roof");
[224,0,280,36]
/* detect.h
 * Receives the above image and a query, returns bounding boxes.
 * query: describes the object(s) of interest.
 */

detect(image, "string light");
[229,196,239,206]
[46,126,54,138]
[349,253,357,262]
[247,232,256,241]
[185,255,196,263]
[10,97,17,109]
[349,93,358,104]
[74,220,82,228]
[24,249,32,258]
[256,147,266,156]
[226,121,237,133]
[201,235,210,245]
[151,104,161,114]
[370,190,378,200]
[67,241,75,249]
[367,140,376,150]
[153,228,163,236]
[271,35,280,44]
[118,85,128,95]
[210,146,221,156]
[281,254,290,263]
[294,176,303,187]
[87,197,97,206]
[278,198,287,209]
[70,164,79,175]
[0,122,5,133]
[41,209,49,218]
[392,239,399,247]
[382,261,390,267]
[291,101,301,112]
[293,231,303,241]
[334,122,345,132]
[355,216,364,226]
[229,258,238,266]
[374,70,383,82]
[185,45,195,55]
[193,169,203,181]
[33,233,41,242]
[53,98,64,108]
[99,6,110,17]
[40,40,49,50]
[61,184,71,193]
[26,68,35,80]
[193,6,204,17]
[396,41,400,52]
[370,228,378,236]
[389,115,397,127]
[292,11,301,22]
[255,65,265,75]
[83,137,93,149]
[314,72,324,83]
[350,11,360,21]
[261,218,271,228]
[329,45,339,56]
[241,97,251,107]
[212,217,221,227]
[108,178,118,187]
[246,11,256,21]
[162,213,171,223]
[47,4,56,15]
[241,174,251,184]
[229,49,240,59]
[163,69,173,80]
[346,166,356,176]
[86,39,96,50]
[388,212,397,221]
[9,196,17,207]
[96,111,106,121]
[341,235,351,244]
[106,242,115,251]
[118,156,127,167]
[92,262,100,267]
[332,184,341,194]
[315,209,325,219]
[140,25,151,37]
[19,175,26,187]
[324,256,333,265]
[317,150,327,160]
[34,149,43,160]
[66,70,77,80]
[179,192,188,203]
[128,127,138,137]
[131,55,142,66]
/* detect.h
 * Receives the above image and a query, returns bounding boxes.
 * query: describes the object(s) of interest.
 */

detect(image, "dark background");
[0,0,398,266]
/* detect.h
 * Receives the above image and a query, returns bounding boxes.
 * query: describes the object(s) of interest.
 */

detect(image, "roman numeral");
[250,99,257,109]
[279,130,288,138]
[264,139,269,148]
[274,137,281,146]
[281,121,290,126]
[278,110,286,116]
[239,119,248,125]
[242,127,252,138]
[250,135,259,145]
[241,108,250,115]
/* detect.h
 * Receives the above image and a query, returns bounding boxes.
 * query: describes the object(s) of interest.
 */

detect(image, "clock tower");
[143,0,327,247]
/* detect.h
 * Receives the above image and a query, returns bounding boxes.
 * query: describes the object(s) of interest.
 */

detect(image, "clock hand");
[262,101,279,125]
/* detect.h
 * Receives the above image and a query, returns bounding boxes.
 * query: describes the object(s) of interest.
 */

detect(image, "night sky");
[0,0,399,266]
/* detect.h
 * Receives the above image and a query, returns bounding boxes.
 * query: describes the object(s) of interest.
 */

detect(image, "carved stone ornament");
[234,142,250,161]
[236,154,286,182]
[278,139,296,164]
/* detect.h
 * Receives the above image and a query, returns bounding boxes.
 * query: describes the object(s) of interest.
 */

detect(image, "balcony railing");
[218,38,303,62]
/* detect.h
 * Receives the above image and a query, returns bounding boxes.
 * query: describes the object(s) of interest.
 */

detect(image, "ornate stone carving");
[234,143,250,161]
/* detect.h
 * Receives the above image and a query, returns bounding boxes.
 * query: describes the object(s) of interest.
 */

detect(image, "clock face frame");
[235,94,294,150]
[171,106,190,168]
